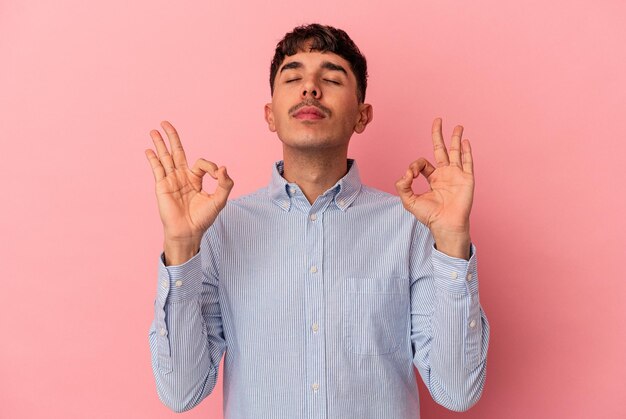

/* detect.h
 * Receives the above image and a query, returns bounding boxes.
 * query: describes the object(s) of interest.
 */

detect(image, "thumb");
[395,168,416,204]
[213,166,234,208]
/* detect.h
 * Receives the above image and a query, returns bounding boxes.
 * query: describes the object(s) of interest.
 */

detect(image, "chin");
[276,127,349,150]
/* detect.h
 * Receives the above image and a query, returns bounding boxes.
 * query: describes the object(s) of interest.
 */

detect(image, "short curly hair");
[269,23,368,103]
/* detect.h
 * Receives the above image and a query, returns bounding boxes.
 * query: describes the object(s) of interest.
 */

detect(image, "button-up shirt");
[149,159,490,418]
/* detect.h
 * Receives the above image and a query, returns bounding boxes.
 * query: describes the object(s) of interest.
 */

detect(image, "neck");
[282,145,349,204]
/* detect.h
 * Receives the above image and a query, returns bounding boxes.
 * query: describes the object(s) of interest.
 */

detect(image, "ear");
[354,103,373,134]
[264,103,276,132]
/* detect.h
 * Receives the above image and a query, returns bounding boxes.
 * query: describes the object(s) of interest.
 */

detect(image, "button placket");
[304,201,328,417]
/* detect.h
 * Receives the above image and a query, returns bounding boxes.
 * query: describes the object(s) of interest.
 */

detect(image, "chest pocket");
[344,276,409,356]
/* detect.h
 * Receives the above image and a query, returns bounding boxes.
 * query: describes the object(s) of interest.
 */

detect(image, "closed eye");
[324,79,341,85]
[285,78,301,83]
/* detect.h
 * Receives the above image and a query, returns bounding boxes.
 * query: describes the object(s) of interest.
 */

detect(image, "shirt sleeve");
[409,223,490,412]
[148,226,226,412]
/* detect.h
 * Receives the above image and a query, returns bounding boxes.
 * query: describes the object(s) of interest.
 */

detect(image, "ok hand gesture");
[395,118,474,259]
[145,121,234,264]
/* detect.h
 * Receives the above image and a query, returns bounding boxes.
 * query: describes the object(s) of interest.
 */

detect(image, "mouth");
[292,106,326,120]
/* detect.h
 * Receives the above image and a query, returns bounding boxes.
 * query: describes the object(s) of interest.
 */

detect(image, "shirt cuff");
[156,250,203,305]
[431,242,478,295]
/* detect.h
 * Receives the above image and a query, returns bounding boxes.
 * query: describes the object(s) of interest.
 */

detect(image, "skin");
[145,121,234,265]
[264,48,372,204]
[395,119,474,260]
[145,48,474,264]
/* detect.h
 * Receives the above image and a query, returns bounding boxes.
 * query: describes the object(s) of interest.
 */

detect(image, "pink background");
[2,1,625,418]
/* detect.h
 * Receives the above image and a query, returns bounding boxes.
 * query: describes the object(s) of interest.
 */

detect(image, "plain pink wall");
[2,1,625,418]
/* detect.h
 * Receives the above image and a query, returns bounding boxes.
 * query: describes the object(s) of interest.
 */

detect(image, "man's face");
[265,49,372,152]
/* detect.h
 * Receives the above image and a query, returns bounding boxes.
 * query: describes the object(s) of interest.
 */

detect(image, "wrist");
[432,230,471,260]
[163,236,202,266]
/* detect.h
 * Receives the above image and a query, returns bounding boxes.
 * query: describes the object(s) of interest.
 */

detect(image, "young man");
[145,23,489,418]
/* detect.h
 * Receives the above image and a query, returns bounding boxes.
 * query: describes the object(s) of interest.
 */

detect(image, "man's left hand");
[395,118,474,260]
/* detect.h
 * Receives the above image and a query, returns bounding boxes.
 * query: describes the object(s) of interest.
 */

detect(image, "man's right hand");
[145,121,234,265]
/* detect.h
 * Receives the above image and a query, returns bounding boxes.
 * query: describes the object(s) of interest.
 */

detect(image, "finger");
[160,121,189,169]
[145,149,166,181]
[150,129,175,173]
[448,125,464,167]
[409,158,436,181]
[461,139,474,175]
[190,158,219,184]
[431,117,450,167]
[212,166,235,210]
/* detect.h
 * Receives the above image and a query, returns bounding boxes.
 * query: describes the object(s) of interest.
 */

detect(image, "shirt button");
[310,214,317,221]
[289,187,296,194]
[338,199,346,207]
[312,322,319,333]
[312,382,320,392]
[451,272,458,279]
[466,273,473,281]
[469,320,477,328]
[310,266,318,273]
[159,328,166,336]
[175,280,183,287]
[161,280,168,288]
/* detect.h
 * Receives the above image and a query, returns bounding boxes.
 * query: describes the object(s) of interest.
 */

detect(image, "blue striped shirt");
[149,159,490,418]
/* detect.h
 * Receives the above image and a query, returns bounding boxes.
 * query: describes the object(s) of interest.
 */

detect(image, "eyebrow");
[320,61,348,75]
[279,60,348,76]
[279,61,303,73]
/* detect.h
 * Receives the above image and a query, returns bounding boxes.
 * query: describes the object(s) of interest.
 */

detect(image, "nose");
[301,78,321,99]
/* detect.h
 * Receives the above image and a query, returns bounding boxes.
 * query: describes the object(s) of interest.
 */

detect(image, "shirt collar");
[268,159,362,212]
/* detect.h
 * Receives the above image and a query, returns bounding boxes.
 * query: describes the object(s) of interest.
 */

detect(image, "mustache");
[289,99,332,117]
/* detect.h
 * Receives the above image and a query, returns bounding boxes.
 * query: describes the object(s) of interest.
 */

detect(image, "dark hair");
[269,23,368,103]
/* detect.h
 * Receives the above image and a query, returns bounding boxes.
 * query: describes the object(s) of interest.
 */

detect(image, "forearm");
[412,243,490,412]
[148,251,225,412]
[428,263,489,411]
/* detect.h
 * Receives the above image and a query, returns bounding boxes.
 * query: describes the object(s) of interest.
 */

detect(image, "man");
[145,23,489,418]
